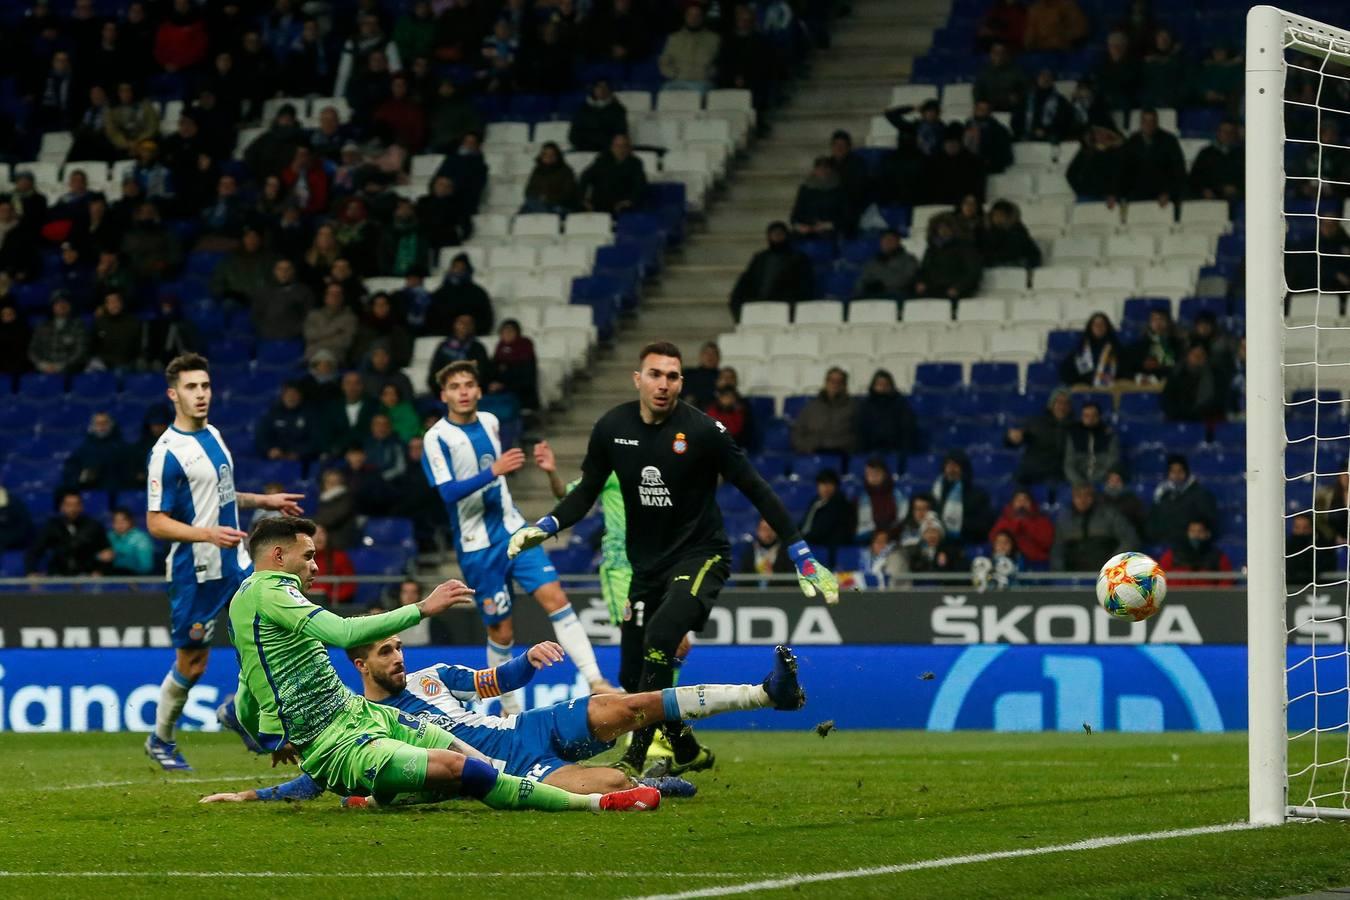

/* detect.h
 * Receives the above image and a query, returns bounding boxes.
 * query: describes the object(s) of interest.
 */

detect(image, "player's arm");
[436,641,566,700]
[263,579,475,648]
[237,491,305,515]
[510,420,611,557]
[715,422,841,604]
[533,440,571,500]
[421,432,525,505]
[145,448,247,546]
[200,774,327,804]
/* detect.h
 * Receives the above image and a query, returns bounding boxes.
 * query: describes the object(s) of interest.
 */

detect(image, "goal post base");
[1287,806,1350,821]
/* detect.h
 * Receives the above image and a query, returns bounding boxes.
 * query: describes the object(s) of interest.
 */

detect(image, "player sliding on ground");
[221,516,658,812]
[510,341,840,778]
[422,360,613,712]
[208,635,806,805]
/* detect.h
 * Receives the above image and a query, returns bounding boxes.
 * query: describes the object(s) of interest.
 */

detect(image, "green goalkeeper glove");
[507,516,559,559]
[788,540,840,605]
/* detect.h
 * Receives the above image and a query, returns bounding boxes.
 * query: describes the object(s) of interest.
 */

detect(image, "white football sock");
[155,667,194,742]
[663,684,769,720]
[548,604,603,686]
[487,638,524,715]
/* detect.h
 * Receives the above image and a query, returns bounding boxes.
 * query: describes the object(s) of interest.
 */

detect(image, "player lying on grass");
[223,515,658,812]
[209,636,807,804]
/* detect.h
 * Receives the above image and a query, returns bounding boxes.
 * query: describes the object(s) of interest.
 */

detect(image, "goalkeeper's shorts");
[300,699,455,800]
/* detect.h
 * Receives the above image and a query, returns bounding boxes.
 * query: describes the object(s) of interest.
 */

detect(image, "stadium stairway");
[494,0,952,521]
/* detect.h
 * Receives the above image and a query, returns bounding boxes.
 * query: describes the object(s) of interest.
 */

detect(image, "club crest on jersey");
[672,432,687,454]
[420,675,442,696]
[638,466,672,507]
[480,453,495,470]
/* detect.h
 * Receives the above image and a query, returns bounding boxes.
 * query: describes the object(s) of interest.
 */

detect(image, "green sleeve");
[234,677,261,739]
[297,604,423,649]
[259,582,423,648]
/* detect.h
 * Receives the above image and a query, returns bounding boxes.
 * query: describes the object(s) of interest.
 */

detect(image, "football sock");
[548,603,603,685]
[622,650,680,768]
[481,772,597,812]
[662,684,768,720]
[154,666,195,743]
[487,638,523,714]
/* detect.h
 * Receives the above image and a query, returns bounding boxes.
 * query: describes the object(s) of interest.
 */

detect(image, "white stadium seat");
[1011,141,1057,169]
[1085,266,1140,294]
[903,299,953,324]
[488,245,539,272]
[1138,264,1197,299]
[956,297,1009,325]
[616,90,653,113]
[769,332,822,365]
[1124,202,1176,232]
[471,213,512,238]
[540,244,595,271]
[1104,233,1157,264]
[987,171,1036,201]
[656,91,702,115]
[1015,295,1065,326]
[739,302,792,331]
[411,154,444,178]
[1069,203,1123,233]
[981,268,1031,295]
[532,121,571,146]
[988,327,1043,362]
[511,213,562,239]
[485,122,533,146]
[931,328,986,361]
[1180,200,1232,231]
[310,97,353,121]
[1052,235,1103,265]
[720,332,769,363]
[848,299,899,324]
[793,300,845,328]
[910,204,951,238]
[890,84,941,107]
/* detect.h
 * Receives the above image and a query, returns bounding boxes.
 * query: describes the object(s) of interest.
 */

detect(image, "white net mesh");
[1280,20,1350,815]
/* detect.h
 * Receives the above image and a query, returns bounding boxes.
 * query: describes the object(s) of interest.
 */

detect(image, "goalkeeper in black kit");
[509,341,839,777]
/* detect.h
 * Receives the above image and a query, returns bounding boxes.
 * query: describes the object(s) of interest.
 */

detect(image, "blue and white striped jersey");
[382,664,521,767]
[421,412,527,555]
[146,424,251,585]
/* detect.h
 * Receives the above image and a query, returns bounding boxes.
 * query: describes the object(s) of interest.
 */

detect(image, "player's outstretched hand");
[507,516,559,559]
[271,743,299,768]
[533,440,556,473]
[206,525,249,548]
[787,541,840,605]
[527,641,565,668]
[199,791,252,803]
[491,448,526,477]
[260,492,305,516]
[418,579,475,616]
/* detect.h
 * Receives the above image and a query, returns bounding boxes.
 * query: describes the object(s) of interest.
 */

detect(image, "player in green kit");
[224,516,659,812]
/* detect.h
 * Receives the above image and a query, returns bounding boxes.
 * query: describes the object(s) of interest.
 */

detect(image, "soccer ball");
[1096,552,1167,622]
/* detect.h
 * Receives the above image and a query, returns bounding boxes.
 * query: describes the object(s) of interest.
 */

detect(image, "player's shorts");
[170,569,248,648]
[300,698,455,800]
[459,541,558,625]
[626,552,731,635]
[505,696,613,781]
[598,562,632,626]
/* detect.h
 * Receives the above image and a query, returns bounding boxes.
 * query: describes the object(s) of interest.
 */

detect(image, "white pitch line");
[0,872,765,880]
[30,774,272,792]
[628,822,1264,900]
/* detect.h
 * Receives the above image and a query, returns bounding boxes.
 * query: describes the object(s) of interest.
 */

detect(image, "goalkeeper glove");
[788,540,839,605]
[507,516,559,559]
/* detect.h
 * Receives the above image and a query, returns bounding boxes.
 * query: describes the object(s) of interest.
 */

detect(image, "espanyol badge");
[672,432,687,454]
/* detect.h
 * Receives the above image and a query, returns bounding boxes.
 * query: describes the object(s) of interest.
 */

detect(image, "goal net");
[1247,5,1350,823]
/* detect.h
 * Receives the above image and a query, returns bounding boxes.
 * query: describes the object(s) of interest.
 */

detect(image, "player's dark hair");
[436,359,479,388]
[638,341,682,366]
[248,516,317,559]
[165,352,210,386]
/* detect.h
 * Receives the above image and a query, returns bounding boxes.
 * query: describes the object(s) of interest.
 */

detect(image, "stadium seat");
[18,373,65,400]
[848,299,899,324]
[970,362,1019,389]
[1016,295,1064,326]
[914,362,963,390]
[957,297,1008,326]
[768,332,822,366]
[488,245,540,273]
[981,267,1031,295]
[988,328,1042,363]
[1011,141,1056,169]
[1032,266,1084,294]
[615,90,654,112]
[1086,266,1140,294]
[511,213,562,240]
[1123,202,1176,232]
[70,371,117,398]
[485,121,532,146]
[1180,200,1232,232]
[1139,264,1197,300]
[1069,203,1123,233]
[719,332,769,365]
[889,84,941,107]
[793,300,844,329]
[1104,233,1157,264]
[532,120,571,146]
[902,298,952,325]
[739,302,792,332]
[361,517,416,552]
[1052,235,1103,265]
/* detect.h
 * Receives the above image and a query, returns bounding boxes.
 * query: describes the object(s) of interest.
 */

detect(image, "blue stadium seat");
[0,550,24,576]
[1025,362,1059,391]
[1045,330,1079,360]
[1,458,57,491]
[791,453,845,479]
[834,546,863,571]
[914,363,963,390]
[119,371,163,396]
[759,418,791,452]
[71,370,118,398]
[243,460,303,490]
[1118,392,1163,422]
[1179,296,1229,322]
[969,362,1018,390]
[346,546,410,604]
[905,453,944,483]
[205,337,254,365]
[841,237,878,264]
[0,403,32,432]
[822,268,858,300]
[793,238,838,266]
[81,491,110,521]
[570,512,605,546]
[749,452,792,478]
[781,395,813,420]
[256,339,305,368]
[716,482,753,514]
[18,372,66,400]
[548,545,594,576]
[361,517,416,552]
[846,453,900,479]
[772,479,818,515]
[1209,420,1244,447]
[594,243,647,279]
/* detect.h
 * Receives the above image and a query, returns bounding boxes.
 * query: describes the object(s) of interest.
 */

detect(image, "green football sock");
[481,774,597,812]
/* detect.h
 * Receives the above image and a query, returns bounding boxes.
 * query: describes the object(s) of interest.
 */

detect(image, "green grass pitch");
[5,731,1350,898]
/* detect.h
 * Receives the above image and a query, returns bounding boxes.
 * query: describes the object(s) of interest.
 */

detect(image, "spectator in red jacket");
[1158,519,1234,587]
[281,145,330,215]
[373,73,428,152]
[705,385,753,447]
[311,523,357,604]
[155,0,209,73]
[988,487,1055,563]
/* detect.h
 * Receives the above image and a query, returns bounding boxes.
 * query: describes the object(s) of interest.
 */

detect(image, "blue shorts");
[170,570,246,648]
[458,542,558,626]
[506,697,614,781]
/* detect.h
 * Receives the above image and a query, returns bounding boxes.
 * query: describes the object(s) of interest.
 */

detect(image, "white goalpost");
[1247,5,1350,824]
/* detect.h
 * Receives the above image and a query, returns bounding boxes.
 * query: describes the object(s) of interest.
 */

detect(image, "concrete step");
[764,117,871,143]
[831,26,933,53]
